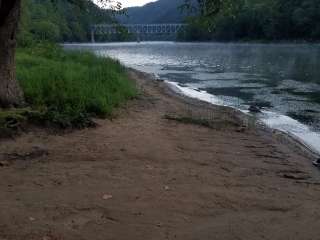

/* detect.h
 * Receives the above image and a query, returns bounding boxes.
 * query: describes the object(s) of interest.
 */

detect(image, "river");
[65,42,320,156]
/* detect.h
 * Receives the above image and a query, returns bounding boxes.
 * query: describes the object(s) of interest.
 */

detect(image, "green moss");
[0,109,27,127]
[0,109,32,137]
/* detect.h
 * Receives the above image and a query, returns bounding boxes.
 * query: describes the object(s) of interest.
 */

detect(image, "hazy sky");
[94,0,157,8]
[118,0,157,8]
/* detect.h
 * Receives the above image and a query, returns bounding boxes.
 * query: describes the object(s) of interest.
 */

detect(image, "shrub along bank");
[0,44,137,134]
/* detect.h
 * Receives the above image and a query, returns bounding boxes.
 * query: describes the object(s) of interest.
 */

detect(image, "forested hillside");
[118,0,190,24]
[17,0,320,43]
[183,0,320,41]
[117,0,320,42]
[18,0,112,45]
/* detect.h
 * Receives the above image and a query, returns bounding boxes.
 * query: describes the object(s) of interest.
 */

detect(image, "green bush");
[16,44,137,128]
[31,21,61,42]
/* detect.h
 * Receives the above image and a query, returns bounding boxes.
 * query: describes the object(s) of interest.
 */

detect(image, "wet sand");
[0,70,319,240]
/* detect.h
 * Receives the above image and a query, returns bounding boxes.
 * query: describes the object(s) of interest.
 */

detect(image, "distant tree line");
[18,0,113,46]
[181,0,320,41]
[17,0,320,44]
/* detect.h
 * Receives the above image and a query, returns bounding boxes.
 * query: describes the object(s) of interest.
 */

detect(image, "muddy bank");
[136,68,320,161]
[0,70,319,240]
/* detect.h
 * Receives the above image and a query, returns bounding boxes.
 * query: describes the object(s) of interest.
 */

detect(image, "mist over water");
[65,42,320,155]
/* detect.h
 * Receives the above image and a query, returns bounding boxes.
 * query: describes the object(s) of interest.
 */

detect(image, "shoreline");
[64,41,320,45]
[0,68,320,239]
[129,68,320,163]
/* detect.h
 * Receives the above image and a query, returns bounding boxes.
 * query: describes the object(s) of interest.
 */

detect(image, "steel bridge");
[90,23,187,42]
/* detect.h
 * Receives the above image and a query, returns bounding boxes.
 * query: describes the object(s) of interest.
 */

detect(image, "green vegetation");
[17,0,320,44]
[181,0,320,41]
[19,0,113,46]
[13,44,137,129]
[0,1,137,135]
[118,0,188,24]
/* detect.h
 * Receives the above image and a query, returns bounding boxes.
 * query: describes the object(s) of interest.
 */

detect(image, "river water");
[65,42,320,156]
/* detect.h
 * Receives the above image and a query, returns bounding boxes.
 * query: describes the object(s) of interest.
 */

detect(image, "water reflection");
[65,42,320,154]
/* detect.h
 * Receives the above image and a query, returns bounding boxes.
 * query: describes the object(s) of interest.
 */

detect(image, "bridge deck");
[92,23,187,35]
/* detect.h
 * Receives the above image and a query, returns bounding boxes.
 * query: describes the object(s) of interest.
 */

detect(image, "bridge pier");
[91,29,95,43]
[136,31,141,42]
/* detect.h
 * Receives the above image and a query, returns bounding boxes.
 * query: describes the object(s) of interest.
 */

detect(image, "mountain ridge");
[118,0,189,24]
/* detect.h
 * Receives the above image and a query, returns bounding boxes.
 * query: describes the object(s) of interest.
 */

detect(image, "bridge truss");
[90,23,187,42]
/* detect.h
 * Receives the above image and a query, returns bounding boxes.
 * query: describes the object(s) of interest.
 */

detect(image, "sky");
[118,0,157,8]
[94,0,157,8]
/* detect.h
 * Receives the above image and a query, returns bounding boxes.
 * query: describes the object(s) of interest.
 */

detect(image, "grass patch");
[15,43,137,128]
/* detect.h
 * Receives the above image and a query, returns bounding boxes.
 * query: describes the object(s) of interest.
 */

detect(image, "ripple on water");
[64,42,320,156]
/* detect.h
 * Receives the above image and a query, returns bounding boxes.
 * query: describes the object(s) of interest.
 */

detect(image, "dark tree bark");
[0,0,24,108]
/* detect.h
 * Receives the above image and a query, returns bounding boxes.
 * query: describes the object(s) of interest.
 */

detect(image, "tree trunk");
[0,0,24,108]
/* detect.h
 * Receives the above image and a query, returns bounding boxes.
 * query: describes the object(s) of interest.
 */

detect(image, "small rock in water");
[249,105,261,113]
[312,158,320,167]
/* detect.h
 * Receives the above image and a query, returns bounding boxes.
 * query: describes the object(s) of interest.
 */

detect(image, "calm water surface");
[65,42,320,155]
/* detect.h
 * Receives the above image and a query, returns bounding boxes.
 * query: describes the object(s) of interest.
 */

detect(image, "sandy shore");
[0,70,319,240]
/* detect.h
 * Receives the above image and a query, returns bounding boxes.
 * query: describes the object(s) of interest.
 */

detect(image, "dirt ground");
[0,70,319,240]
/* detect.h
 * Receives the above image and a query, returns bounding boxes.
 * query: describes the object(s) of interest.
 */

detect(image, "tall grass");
[16,44,137,127]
